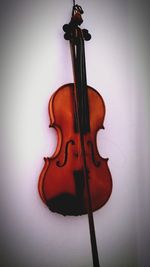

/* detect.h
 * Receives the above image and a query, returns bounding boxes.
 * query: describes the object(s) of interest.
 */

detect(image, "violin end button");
[102,125,105,129]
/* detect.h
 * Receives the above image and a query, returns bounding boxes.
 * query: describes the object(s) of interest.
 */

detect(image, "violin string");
[80,33,89,133]
[73,0,75,6]
[80,35,84,129]
[70,41,80,154]
[81,37,87,130]
[77,43,82,157]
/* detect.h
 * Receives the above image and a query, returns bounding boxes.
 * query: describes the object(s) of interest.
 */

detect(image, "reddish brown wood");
[38,83,112,215]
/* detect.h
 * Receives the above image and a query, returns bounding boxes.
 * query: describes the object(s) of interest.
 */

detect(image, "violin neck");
[70,35,90,134]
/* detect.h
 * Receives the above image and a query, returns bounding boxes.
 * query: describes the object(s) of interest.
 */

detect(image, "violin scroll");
[63,4,91,41]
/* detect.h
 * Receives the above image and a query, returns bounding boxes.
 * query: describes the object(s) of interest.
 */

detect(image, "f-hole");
[56,140,75,167]
[87,141,101,167]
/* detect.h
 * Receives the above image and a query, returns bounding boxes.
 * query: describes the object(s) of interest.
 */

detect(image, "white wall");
[0,1,150,267]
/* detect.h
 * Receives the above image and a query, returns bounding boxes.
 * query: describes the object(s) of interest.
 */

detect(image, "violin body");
[38,83,112,215]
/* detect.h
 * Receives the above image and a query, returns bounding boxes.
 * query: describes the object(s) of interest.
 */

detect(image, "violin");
[38,4,112,267]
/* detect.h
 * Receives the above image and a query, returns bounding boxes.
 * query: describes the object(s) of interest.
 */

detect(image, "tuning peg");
[63,24,71,33]
[85,33,91,41]
[82,29,91,41]
[64,33,71,40]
